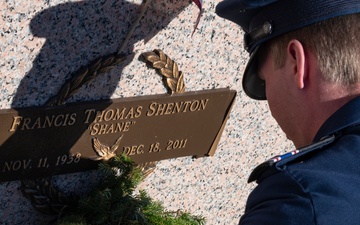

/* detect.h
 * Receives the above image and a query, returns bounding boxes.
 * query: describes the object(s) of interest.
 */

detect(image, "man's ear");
[287,39,307,89]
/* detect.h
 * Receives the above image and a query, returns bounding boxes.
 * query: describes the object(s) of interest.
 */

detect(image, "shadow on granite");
[1,0,193,224]
[12,0,192,107]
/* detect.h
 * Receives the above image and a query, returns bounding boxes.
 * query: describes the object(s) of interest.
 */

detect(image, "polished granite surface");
[0,0,293,224]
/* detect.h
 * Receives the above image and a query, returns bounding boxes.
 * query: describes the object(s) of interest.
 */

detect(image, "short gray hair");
[267,13,360,86]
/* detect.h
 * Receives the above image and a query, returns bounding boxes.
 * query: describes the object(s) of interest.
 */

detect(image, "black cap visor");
[242,46,266,100]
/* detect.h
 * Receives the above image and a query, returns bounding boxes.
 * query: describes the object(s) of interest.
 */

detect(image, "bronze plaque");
[0,88,236,182]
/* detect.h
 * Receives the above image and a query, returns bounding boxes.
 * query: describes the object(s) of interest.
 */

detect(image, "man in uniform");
[216,0,360,224]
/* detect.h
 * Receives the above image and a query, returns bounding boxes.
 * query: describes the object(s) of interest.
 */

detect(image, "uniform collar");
[314,96,360,142]
[248,96,360,183]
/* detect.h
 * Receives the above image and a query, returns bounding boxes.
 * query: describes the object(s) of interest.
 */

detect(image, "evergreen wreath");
[56,155,205,225]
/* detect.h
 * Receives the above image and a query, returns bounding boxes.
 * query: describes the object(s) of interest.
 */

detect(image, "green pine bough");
[56,155,205,225]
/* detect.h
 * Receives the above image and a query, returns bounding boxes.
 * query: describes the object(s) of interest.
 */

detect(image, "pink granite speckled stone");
[0,0,293,224]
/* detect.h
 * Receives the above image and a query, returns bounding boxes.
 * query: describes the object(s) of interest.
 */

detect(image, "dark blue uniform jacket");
[239,96,360,225]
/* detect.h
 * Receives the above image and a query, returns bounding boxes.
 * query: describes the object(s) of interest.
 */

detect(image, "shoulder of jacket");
[248,135,336,183]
